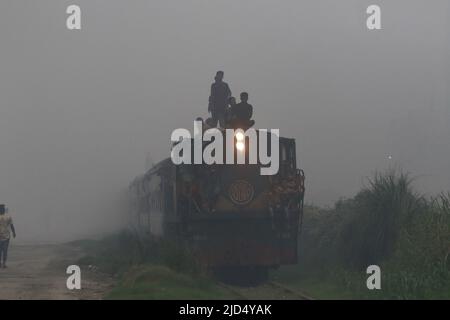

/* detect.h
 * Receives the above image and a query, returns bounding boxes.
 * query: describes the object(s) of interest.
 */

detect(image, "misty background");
[0,0,449,242]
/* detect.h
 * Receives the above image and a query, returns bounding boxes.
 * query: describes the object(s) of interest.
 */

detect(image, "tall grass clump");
[338,169,425,268]
[300,169,425,270]
[297,168,450,298]
[382,192,450,298]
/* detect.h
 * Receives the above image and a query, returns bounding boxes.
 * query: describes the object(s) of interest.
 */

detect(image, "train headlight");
[235,131,245,151]
[235,131,244,142]
[236,141,245,151]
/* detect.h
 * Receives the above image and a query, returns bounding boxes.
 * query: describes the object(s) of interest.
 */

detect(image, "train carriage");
[129,129,305,281]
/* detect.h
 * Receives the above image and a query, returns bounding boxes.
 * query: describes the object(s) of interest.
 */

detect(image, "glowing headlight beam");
[236,141,245,151]
[235,132,245,141]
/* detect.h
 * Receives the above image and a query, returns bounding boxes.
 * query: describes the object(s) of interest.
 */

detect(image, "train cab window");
[289,147,296,170]
[279,140,297,172]
[281,145,287,162]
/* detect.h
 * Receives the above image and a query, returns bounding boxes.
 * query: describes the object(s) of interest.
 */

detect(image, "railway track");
[218,281,314,300]
[267,281,314,300]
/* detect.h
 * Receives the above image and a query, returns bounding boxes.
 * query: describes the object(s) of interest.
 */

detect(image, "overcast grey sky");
[0,1,449,241]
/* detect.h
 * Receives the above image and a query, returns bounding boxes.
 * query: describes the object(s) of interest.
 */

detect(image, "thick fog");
[0,0,449,242]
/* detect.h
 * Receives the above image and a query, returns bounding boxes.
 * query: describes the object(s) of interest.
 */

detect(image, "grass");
[71,232,234,299]
[274,169,450,299]
[107,265,233,300]
[72,231,202,276]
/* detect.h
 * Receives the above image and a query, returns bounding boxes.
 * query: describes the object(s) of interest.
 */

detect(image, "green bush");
[338,169,425,268]
[74,230,202,276]
[296,169,450,298]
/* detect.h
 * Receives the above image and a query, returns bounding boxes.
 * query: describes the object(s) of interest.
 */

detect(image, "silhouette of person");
[228,96,237,107]
[229,92,255,130]
[208,71,231,128]
[224,96,236,128]
[0,204,16,269]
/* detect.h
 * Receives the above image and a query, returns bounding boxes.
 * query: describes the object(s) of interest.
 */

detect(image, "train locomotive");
[128,127,305,281]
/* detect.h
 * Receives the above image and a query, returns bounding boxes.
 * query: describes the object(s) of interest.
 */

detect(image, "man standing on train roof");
[208,71,231,128]
[229,92,255,130]
[0,204,16,269]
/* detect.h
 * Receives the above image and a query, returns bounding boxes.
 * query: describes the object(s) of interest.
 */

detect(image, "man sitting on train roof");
[228,92,255,130]
[225,96,236,126]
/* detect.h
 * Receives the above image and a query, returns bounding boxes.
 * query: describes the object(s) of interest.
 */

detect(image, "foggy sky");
[1,0,449,242]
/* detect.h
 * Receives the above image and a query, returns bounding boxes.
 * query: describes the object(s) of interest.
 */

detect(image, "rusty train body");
[128,130,305,277]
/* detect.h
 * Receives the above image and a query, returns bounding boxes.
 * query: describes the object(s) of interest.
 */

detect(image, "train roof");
[130,158,173,187]
[130,130,297,188]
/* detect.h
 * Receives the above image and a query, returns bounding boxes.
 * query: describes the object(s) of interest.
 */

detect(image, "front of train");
[176,128,305,279]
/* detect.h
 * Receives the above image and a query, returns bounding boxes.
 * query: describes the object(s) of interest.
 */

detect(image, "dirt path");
[0,243,114,300]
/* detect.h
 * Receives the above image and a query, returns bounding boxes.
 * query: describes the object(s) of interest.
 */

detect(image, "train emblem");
[228,180,255,205]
